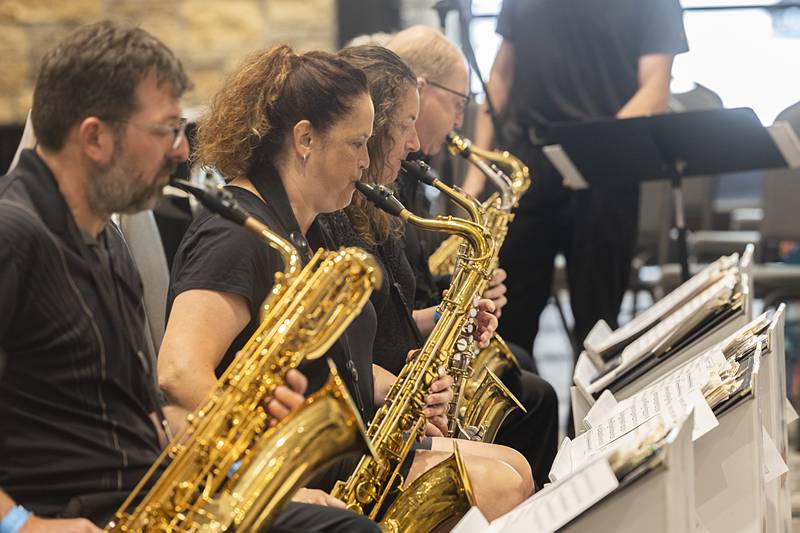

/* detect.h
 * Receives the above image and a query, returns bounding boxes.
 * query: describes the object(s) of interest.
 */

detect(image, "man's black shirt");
[0,149,161,519]
[498,0,688,141]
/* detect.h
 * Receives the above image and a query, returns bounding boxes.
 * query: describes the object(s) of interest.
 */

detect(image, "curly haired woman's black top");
[319,211,422,376]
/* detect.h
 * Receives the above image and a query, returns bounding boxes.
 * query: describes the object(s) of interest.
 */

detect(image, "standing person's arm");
[462,40,515,199]
[617,0,688,119]
[616,54,674,119]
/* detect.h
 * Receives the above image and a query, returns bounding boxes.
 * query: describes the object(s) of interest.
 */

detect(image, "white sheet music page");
[762,426,789,483]
[582,255,736,359]
[589,272,736,394]
[568,414,664,470]
[490,457,619,533]
[585,352,722,446]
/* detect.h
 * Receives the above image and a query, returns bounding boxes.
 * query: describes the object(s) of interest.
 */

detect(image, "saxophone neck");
[171,178,302,283]
[407,212,491,261]
[245,218,302,281]
[399,160,482,224]
[356,182,491,261]
[446,133,514,209]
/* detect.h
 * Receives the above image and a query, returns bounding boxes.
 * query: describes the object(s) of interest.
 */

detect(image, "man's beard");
[86,142,176,217]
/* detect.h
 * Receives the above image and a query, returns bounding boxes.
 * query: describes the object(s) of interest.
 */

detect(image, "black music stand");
[546,107,787,281]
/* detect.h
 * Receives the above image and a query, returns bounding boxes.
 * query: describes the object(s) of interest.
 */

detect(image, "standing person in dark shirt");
[462,0,689,365]
[387,25,560,489]
[159,44,531,522]
[0,21,190,531]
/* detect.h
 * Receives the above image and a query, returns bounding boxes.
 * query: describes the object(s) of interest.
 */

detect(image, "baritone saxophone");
[106,179,381,532]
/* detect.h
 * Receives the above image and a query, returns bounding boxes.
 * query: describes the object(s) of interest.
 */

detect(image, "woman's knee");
[467,457,528,518]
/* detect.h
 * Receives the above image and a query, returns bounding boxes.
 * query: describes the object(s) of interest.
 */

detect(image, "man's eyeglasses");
[103,117,188,150]
[426,79,470,111]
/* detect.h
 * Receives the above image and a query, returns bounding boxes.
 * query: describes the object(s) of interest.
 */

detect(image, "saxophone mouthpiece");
[170,177,249,226]
[400,160,437,187]
[355,181,406,218]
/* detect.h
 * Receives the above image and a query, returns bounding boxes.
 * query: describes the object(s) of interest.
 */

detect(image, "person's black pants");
[65,490,380,533]
[496,144,640,362]
[494,366,560,490]
[271,502,381,533]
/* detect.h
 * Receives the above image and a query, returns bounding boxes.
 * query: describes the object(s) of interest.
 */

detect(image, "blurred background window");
[467,0,800,125]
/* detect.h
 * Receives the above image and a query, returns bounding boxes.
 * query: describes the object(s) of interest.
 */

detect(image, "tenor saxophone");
[106,180,381,532]
[402,160,524,442]
[331,182,492,532]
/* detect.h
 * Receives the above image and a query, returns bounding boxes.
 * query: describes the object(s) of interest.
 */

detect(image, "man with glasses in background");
[387,25,560,491]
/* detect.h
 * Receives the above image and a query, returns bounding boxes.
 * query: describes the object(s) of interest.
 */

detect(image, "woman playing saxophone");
[158,44,529,529]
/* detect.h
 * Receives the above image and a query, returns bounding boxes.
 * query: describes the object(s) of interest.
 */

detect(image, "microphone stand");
[433,0,505,146]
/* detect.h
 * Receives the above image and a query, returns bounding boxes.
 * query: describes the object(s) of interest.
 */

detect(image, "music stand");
[546,107,787,281]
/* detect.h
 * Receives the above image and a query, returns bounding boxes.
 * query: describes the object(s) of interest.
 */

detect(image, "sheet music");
[762,426,789,483]
[583,390,619,430]
[583,255,737,360]
[584,348,728,432]
[565,415,664,476]
[564,386,714,479]
[492,457,619,533]
[542,144,589,190]
[588,273,736,393]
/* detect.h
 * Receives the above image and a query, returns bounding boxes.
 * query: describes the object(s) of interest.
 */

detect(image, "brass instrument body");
[206,360,372,532]
[427,137,532,442]
[333,183,492,530]
[108,209,382,531]
[379,443,476,533]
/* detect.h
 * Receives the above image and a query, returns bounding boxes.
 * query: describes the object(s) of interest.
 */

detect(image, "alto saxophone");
[331,182,492,532]
[413,140,532,442]
[107,180,381,532]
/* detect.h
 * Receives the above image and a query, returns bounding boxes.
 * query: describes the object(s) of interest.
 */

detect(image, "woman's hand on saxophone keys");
[473,299,499,348]
[267,369,308,426]
[482,268,508,318]
[424,368,454,437]
[291,488,347,508]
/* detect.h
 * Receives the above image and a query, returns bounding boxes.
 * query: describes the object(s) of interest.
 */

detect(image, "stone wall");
[0,0,337,124]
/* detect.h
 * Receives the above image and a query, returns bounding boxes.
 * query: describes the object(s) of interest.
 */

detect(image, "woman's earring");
[302,154,308,164]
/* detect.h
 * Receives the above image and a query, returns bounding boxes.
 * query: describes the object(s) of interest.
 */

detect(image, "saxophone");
[107,180,381,532]
[399,161,515,441]
[331,182,492,532]
[414,139,533,442]
[429,133,530,276]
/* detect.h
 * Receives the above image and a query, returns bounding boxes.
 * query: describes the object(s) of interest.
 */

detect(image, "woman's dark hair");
[32,20,191,151]
[195,45,368,179]
[338,45,418,246]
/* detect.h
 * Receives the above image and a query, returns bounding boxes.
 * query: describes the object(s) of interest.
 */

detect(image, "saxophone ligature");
[331,181,492,532]
[107,179,381,532]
